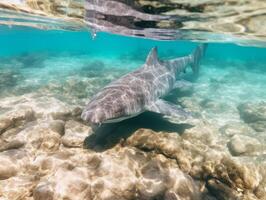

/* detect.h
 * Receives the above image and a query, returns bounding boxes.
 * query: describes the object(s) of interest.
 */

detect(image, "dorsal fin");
[146,47,159,66]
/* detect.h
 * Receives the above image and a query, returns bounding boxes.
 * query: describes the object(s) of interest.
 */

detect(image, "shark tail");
[190,44,208,74]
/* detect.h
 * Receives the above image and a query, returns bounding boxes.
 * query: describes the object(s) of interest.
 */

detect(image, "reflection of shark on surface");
[82,44,207,130]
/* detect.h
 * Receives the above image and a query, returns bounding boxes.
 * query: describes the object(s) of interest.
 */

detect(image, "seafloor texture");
[1,0,266,46]
[0,41,266,200]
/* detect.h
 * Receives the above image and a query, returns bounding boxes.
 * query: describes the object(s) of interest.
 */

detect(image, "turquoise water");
[1,26,266,199]
[1,26,266,125]
[0,28,265,130]
[1,26,266,61]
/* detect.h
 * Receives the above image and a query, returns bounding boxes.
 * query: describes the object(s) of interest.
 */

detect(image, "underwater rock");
[7,107,36,126]
[126,127,220,174]
[206,179,241,200]
[0,139,25,152]
[0,127,24,142]
[249,121,266,132]
[0,175,37,199]
[238,102,266,132]
[238,102,266,123]
[126,128,261,199]
[228,135,262,156]
[126,128,191,171]
[31,146,200,200]
[47,120,65,136]
[219,122,255,137]
[35,98,72,120]
[0,118,13,134]
[254,174,266,199]
[0,95,75,121]
[0,149,30,180]
[9,107,36,125]
[0,123,264,199]
[200,99,232,114]
[178,97,202,113]
[71,107,83,119]
[33,183,55,200]
[33,166,90,200]
[182,122,220,146]
[0,156,18,180]
[0,107,35,134]
[212,157,260,191]
[137,154,200,200]
[62,120,92,148]
[30,150,81,179]
[14,124,62,152]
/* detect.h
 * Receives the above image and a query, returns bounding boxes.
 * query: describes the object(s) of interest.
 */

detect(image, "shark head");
[81,106,107,125]
[81,90,131,126]
[81,104,130,126]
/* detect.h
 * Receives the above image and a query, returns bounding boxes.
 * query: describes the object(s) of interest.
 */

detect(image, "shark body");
[81,44,207,128]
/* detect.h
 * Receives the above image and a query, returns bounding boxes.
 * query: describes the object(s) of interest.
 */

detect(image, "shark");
[81,44,207,129]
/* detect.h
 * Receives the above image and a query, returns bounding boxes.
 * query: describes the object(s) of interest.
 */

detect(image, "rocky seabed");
[0,93,266,200]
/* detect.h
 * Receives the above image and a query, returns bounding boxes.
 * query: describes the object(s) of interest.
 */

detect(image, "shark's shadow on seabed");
[84,111,194,152]
[84,82,196,152]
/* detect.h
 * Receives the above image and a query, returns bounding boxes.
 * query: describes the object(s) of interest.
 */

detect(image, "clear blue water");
[0,25,266,125]
[1,26,266,61]
[1,25,266,200]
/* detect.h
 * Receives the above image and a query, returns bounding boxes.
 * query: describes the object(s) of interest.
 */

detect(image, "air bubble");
[90,29,97,40]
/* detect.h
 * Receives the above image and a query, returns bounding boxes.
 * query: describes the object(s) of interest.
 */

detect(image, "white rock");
[33,166,90,200]
[14,124,62,152]
[62,120,91,148]
[228,135,261,156]
[0,150,30,180]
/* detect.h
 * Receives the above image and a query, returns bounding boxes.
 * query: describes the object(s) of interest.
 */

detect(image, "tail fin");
[191,44,208,74]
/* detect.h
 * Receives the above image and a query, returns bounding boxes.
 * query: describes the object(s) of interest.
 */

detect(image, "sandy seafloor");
[0,27,266,200]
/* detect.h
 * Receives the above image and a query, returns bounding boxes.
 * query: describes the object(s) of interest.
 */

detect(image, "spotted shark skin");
[81,44,207,127]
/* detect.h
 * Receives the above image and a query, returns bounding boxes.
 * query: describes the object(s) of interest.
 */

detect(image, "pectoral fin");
[145,99,197,124]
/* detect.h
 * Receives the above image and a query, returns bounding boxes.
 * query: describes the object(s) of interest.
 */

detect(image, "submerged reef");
[0,92,266,200]
[238,102,266,132]
[0,57,266,199]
